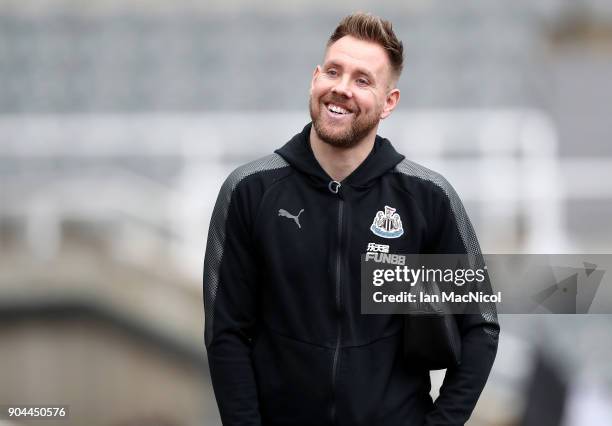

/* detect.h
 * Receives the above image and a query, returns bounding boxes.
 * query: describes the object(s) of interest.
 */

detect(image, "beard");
[309,94,381,149]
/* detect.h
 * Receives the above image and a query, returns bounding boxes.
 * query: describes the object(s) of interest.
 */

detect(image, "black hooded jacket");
[203,123,499,426]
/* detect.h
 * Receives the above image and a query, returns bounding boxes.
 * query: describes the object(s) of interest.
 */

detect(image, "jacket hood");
[275,122,405,191]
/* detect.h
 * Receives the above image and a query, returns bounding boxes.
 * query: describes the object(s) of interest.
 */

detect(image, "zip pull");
[328,180,341,194]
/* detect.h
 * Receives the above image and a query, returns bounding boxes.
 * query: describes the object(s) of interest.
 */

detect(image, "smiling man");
[204,12,499,426]
[310,34,399,150]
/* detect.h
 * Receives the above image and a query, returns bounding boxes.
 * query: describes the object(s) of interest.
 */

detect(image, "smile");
[325,103,354,117]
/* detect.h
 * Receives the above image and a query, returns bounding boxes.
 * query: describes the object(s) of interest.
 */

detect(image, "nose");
[331,76,352,98]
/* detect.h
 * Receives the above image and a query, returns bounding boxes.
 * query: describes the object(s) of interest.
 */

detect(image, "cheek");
[358,94,380,113]
[374,94,387,112]
[312,82,329,98]
[310,88,323,105]
[310,90,324,110]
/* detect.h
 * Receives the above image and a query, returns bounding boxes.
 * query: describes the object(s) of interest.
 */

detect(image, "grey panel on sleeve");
[394,159,499,339]
[203,153,290,347]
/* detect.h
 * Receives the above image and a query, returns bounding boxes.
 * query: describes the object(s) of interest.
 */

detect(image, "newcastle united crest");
[370,206,404,239]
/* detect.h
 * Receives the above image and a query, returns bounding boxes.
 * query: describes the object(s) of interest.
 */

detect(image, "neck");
[309,126,377,182]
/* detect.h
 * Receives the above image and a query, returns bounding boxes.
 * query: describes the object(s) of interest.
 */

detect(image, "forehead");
[323,35,391,78]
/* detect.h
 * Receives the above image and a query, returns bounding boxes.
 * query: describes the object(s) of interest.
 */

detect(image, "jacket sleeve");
[424,180,500,426]
[203,175,262,426]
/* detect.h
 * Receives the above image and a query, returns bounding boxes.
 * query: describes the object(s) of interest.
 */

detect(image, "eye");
[326,68,338,77]
[356,77,370,86]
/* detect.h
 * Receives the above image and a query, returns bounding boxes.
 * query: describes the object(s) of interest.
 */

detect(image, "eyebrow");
[323,60,376,82]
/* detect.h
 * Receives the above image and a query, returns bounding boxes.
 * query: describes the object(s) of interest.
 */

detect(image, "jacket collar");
[275,122,405,191]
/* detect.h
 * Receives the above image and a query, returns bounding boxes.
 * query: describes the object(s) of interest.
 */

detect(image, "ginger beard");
[309,93,383,149]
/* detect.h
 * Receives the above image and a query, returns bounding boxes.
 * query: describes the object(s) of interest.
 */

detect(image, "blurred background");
[1,0,612,425]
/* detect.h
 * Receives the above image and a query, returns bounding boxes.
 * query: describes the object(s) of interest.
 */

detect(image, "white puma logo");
[278,208,304,229]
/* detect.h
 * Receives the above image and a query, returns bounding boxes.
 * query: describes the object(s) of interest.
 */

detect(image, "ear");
[380,88,400,120]
[310,65,322,95]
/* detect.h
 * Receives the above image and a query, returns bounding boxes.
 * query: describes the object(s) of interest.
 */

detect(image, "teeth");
[328,104,350,115]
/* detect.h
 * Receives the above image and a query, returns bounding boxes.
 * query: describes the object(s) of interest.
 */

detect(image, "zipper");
[330,180,344,425]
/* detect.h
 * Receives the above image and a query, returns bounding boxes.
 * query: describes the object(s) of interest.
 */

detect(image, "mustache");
[322,95,356,112]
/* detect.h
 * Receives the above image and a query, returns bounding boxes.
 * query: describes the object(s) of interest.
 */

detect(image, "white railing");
[2,111,611,287]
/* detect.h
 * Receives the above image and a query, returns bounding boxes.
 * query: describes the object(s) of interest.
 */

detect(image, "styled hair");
[327,12,404,81]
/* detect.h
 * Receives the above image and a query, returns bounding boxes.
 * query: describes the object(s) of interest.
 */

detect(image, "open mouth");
[325,103,353,117]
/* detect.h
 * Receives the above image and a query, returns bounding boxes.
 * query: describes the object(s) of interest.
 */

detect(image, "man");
[204,12,499,426]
